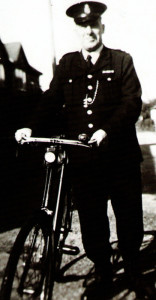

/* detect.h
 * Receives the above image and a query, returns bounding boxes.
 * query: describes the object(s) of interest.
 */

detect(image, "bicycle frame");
[22,136,91,250]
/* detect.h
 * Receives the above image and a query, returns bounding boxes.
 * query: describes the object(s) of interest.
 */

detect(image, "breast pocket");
[62,75,86,109]
[62,77,73,100]
[99,74,122,104]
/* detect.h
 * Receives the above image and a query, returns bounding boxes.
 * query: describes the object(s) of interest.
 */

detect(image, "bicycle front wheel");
[0,213,54,300]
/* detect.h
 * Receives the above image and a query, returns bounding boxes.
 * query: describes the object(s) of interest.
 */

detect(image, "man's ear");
[102,24,105,33]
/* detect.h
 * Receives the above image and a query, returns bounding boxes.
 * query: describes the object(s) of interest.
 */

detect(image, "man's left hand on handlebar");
[88,129,107,147]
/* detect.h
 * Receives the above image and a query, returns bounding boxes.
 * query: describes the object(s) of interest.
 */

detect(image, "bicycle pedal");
[62,245,80,255]
[23,288,34,295]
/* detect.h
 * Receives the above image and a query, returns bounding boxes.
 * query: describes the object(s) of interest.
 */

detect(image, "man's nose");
[86,25,92,34]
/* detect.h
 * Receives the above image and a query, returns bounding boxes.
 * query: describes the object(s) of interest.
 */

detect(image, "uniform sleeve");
[103,54,142,135]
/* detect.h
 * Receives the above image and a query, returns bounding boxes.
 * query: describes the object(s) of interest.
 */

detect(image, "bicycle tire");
[0,212,54,300]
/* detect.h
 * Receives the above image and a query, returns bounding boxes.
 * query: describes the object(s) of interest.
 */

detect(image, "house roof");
[4,42,21,62]
[4,42,42,75]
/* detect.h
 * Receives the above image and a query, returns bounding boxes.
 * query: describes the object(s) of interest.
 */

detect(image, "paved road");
[0,131,156,299]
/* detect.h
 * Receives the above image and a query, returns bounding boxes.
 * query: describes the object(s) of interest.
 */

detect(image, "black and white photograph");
[0,0,156,299]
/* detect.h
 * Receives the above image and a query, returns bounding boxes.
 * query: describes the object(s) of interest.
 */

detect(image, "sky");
[0,0,156,102]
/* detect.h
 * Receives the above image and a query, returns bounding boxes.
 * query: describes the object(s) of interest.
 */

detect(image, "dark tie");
[86,55,93,69]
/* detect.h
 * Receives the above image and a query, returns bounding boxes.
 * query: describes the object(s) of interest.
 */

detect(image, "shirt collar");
[82,44,104,64]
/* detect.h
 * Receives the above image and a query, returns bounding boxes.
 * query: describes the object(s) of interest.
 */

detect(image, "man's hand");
[15,128,32,143]
[88,129,107,147]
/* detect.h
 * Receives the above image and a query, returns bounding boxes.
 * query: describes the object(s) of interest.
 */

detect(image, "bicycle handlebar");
[19,136,91,148]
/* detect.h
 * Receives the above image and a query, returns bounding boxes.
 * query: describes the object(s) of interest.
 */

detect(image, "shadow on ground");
[56,230,156,299]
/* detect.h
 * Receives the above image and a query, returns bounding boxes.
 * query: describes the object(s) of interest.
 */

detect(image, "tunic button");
[107,77,112,81]
[87,74,93,79]
[69,79,72,83]
[87,97,92,103]
[88,85,93,90]
[88,123,93,128]
[87,110,92,115]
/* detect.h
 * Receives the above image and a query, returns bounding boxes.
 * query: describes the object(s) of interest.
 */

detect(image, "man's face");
[75,17,104,52]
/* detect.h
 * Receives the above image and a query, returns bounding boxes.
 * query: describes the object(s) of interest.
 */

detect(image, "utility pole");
[48,0,56,75]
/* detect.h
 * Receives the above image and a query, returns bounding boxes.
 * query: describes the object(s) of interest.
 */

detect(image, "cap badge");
[84,4,91,15]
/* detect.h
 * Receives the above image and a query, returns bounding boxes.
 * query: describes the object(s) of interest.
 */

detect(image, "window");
[14,68,26,90]
[0,64,5,81]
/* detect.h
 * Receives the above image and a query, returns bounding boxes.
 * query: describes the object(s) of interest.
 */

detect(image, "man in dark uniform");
[15,0,144,297]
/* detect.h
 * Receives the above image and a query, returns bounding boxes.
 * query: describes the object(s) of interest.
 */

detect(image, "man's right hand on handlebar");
[15,128,32,143]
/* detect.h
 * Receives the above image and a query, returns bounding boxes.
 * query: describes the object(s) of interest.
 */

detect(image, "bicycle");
[0,135,91,300]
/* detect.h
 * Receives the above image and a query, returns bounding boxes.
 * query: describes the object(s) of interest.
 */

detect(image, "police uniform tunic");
[41,46,142,163]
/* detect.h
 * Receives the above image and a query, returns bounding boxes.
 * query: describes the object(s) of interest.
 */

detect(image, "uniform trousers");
[70,158,143,270]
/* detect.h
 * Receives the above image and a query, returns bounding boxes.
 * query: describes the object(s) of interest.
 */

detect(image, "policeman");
[15,1,144,297]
